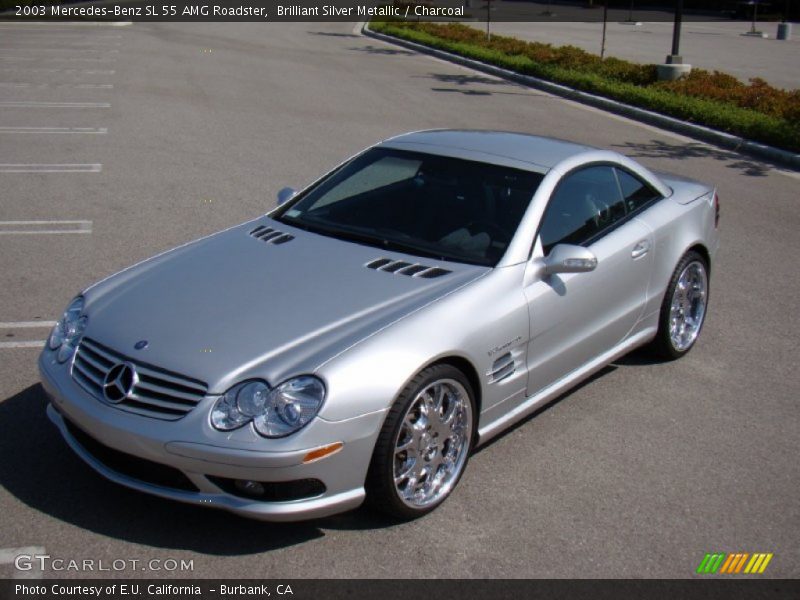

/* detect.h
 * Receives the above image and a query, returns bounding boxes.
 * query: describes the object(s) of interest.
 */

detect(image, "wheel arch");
[685,243,711,277]
[369,353,484,449]
[648,242,711,360]
[424,355,483,417]
[363,353,482,517]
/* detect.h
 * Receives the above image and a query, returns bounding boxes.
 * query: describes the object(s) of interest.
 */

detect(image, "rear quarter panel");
[634,187,719,321]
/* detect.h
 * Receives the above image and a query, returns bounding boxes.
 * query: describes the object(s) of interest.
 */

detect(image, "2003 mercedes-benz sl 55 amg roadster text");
[40,131,720,520]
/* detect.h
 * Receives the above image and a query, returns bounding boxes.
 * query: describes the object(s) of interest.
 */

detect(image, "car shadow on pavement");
[418,73,548,98]
[306,31,360,39]
[431,88,493,97]
[474,364,618,454]
[431,87,539,98]
[613,351,664,367]
[423,73,513,87]
[348,45,416,56]
[0,384,396,554]
[611,139,772,177]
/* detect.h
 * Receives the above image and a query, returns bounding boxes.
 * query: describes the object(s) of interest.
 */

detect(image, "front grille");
[72,337,208,420]
[63,417,199,492]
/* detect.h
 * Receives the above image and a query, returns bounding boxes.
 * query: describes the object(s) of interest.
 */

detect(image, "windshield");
[273,147,543,266]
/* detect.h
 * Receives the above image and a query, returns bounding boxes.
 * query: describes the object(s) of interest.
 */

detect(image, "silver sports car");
[39,130,719,521]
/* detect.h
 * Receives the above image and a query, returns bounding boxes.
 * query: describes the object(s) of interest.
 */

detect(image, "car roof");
[379,129,597,171]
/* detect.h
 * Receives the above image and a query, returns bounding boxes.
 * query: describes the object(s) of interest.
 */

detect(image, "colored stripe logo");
[696,552,773,574]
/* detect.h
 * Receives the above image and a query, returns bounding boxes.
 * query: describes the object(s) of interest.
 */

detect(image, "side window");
[615,168,661,213]
[539,166,626,254]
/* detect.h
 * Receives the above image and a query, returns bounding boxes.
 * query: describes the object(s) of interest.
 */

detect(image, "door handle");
[631,240,650,259]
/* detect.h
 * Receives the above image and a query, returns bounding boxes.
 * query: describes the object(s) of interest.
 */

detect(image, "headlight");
[211,376,326,438]
[48,296,88,363]
[254,376,326,438]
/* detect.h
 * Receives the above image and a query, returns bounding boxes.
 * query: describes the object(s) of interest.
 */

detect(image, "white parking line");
[0,220,93,234]
[0,341,46,349]
[0,101,110,108]
[0,230,92,235]
[0,34,123,41]
[0,57,117,62]
[0,68,116,75]
[0,48,120,54]
[0,126,107,134]
[0,83,114,89]
[0,44,121,50]
[0,321,56,328]
[0,221,92,235]
[0,164,102,173]
[0,547,46,579]
[0,321,54,350]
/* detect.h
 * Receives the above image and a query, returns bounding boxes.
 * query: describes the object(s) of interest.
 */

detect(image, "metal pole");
[486,0,491,41]
[601,0,609,59]
[670,0,683,61]
[751,0,759,33]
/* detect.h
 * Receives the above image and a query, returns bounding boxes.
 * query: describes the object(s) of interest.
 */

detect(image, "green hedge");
[371,21,800,153]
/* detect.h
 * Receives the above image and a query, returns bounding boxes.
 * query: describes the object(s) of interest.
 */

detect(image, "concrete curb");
[362,23,800,172]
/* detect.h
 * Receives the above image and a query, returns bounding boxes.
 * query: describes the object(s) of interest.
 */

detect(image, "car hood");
[83,218,487,393]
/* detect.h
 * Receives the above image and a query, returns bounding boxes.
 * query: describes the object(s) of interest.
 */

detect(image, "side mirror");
[543,244,598,275]
[276,187,297,206]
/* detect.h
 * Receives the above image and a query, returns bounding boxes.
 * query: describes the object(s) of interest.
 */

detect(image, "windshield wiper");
[279,216,392,249]
[278,216,462,263]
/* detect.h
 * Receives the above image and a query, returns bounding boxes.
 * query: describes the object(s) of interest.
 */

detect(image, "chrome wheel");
[392,378,473,509]
[668,260,708,352]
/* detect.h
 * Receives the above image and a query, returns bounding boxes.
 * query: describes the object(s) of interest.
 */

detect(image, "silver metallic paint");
[40,130,719,520]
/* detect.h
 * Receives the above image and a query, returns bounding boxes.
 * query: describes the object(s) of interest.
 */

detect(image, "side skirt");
[476,327,657,446]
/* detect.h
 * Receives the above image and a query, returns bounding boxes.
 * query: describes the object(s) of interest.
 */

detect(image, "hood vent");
[249,225,294,245]
[366,258,451,279]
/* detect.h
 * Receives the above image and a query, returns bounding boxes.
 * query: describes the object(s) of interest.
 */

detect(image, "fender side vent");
[366,258,451,279]
[489,352,515,383]
[249,225,294,245]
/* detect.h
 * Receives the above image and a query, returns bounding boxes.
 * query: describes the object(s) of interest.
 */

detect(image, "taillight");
[714,192,720,228]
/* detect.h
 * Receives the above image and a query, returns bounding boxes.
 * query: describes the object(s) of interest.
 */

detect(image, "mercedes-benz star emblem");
[102,362,138,404]
[134,340,149,350]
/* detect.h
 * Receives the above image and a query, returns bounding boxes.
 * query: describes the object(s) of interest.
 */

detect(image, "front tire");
[366,364,475,519]
[651,251,709,360]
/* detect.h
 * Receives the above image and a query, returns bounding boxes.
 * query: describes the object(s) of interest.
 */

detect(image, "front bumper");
[40,351,386,521]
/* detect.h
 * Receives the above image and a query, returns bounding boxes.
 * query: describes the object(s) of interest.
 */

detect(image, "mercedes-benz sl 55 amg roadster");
[40,130,720,521]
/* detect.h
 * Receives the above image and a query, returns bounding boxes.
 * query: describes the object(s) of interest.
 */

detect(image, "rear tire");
[650,251,709,360]
[365,364,475,519]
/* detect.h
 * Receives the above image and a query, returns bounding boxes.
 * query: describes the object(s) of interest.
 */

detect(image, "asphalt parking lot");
[0,20,798,579]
